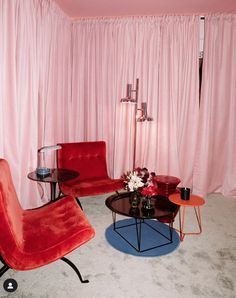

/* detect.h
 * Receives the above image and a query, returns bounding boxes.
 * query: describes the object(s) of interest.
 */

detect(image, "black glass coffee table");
[105,192,179,253]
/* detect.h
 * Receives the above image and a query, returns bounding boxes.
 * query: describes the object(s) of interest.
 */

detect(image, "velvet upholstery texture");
[57,141,124,197]
[0,159,95,271]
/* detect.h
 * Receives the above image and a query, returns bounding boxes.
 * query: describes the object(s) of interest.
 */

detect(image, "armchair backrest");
[0,159,23,256]
[57,141,109,180]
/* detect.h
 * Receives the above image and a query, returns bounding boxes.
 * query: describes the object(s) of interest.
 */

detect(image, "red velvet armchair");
[57,141,123,199]
[0,159,95,283]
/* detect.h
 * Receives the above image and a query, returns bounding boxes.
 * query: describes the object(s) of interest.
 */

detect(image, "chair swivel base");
[0,263,10,278]
[61,257,89,283]
[0,257,89,283]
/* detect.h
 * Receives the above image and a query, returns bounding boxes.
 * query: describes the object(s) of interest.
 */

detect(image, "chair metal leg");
[75,197,83,210]
[0,264,10,278]
[0,257,89,283]
[61,257,89,283]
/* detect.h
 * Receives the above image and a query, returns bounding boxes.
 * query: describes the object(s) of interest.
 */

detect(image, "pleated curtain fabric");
[71,16,200,188]
[193,14,236,197]
[0,0,72,208]
[1,1,235,207]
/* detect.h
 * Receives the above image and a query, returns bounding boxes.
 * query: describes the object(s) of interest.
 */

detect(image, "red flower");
[141,185,158,196]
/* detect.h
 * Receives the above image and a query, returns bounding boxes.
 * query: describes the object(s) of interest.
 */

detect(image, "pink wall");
[54,0,236,18]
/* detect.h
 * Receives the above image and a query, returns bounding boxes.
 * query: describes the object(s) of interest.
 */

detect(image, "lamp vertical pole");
[121,78,153,170]
[133,78,139,170]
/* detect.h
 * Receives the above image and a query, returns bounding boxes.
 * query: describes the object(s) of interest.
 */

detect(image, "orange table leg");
[178,206,203,241]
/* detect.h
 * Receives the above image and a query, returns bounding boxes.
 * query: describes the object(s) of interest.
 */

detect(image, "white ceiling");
[53,0,236,18]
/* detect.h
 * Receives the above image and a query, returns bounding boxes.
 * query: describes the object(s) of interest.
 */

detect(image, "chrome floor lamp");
[121,78,153,169]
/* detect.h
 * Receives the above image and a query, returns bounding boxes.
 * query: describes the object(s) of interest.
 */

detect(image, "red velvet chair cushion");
[57,141,123,197]
[0,159,95,271]
[60,177,124,197]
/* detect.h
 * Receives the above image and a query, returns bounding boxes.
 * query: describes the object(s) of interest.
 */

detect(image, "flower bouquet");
[122,167,156,207]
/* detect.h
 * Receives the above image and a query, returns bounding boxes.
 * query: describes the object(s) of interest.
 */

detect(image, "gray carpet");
[0,193,235,298]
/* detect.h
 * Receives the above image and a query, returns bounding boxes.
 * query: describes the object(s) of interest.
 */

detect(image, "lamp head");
[120,97,137,103]
[136,102,153,122]
[137,116,153,122]
[38,145,62,153]
[120,83,137,103]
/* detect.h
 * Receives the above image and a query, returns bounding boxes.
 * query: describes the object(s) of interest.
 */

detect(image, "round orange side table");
[169,193,205,241]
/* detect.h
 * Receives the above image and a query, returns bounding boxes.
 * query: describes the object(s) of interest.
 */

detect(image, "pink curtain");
[1,1,215,208]
[193,14,236,197]
[144,16,199,188]
[71,16,200,187]
[0,0,71,208]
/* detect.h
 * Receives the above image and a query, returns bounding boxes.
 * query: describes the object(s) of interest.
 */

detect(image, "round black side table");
[28,168,79,201]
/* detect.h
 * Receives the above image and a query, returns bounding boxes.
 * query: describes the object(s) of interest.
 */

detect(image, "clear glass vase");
[129,191,141,208]
[142,196,153,210]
